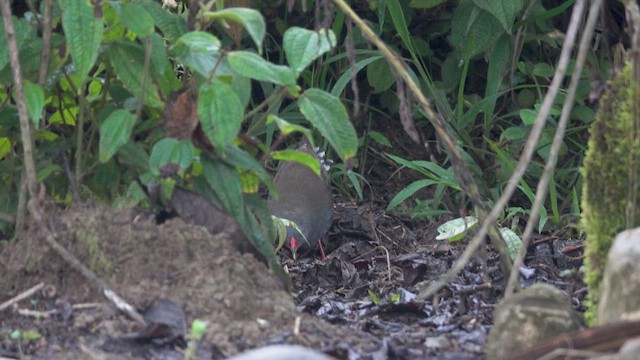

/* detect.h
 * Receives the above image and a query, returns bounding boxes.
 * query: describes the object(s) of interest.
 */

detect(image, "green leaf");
[223,145,276,194]
[267,115,312,138]
[387,179,439,211]
[500,126,528,141]
[198,82,243,152]
[367,58,395,93]
[500,227,522,260]
[22,81,45,127]
[472,0,522,33]
[173,32,222,78]
[436,216,479,242]
[142,1,187,43]
[519,108,537,125]
[450,2,503,57]
[149,138,195,176]
[227,51,296,86]
[298,89,357,162]
[0,137,10,159]
[368,131,392,147]
[99,110,137,163]
[283,27,336,75]
[203,8,265,52]
[115,3,154,37]
[331,54,384,96]
[384,0,414,53]
[58,0,103,83]
[0,17,31,73]
[107,42,163,108]
[36,164,62,182]
[532,62,554,78]
[271,149,321,177]
[203,159,244,220]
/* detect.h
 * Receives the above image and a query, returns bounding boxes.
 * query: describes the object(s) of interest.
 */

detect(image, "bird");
[267,138,333,258]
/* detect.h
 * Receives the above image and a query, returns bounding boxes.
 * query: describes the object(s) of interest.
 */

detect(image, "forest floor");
[0,131,587,359]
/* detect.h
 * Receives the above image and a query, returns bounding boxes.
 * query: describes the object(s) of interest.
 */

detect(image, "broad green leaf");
[367,58,395,93]
[500,227,522,260]
[519,108,537,125]
[0,137,10,159]
[107,42,163,108]
[387,179,439,211]
[283,27,336,75]
[115,3,154,37]
[36,163,62,182]
[203,158,244,220]
[142,1,187,43]
[500,126,528,141]
[198,82,243,152]
[22,81,45,127]
[368,131,392,147]
[410,0,447,8]
[203,8,265,52]
[58,0,103,83]
[436,216,479,242]
[227,51,296,86]
[532,62,554,78]
[271,149,321,177]
[149,138,195,176]
[173,32,222,78]
[472,0,522,33]
[298,89,357,162]
[99,110,137,163]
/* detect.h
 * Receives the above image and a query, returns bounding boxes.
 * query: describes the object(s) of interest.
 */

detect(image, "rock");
[487,283,583,359]
[619,337,640,360]
[598,228,640,324]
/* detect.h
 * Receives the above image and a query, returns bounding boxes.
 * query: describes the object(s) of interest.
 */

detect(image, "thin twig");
[0,282,44,312]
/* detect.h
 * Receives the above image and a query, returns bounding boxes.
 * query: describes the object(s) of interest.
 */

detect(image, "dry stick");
[415,0,588,301]
[0,282,44,312]
[26,200,146,326]
[505,0,603,295]
[331,0,514,296]
[0,0,37,199]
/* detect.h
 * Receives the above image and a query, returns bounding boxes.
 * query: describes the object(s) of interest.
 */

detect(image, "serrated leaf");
[500,227,522,260]
[227,51,296,86]
[283,27,336,75]
[116,3,154,37]
[173,32,222,78]
[271,149,321,177]
[298,89,357,162]
[198,82,243,152]
[203,158,244,220]
[107,42,163,108]
[58,0,103,83]
[22,81,45,127]
[436,216,478,242]
[149,138,195,176]
[99,110,137,163]
[203,8,265,52]
[0,17,30,72]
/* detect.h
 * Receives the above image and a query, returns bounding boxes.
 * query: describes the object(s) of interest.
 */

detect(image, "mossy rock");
[581,62,640,324]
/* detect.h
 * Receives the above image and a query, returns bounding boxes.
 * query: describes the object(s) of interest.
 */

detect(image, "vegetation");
[0,0,627,316]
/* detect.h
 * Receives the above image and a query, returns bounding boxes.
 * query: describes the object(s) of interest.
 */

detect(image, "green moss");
[581,62,640,324]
